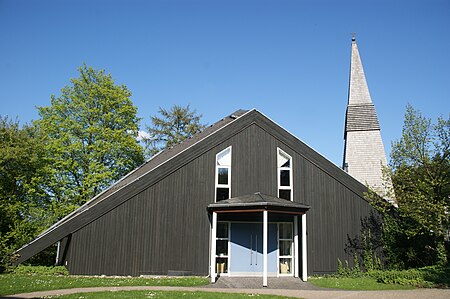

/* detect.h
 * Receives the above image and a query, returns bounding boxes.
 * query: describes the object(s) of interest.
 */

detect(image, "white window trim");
[215,146,232,202]
[277,148,293,201]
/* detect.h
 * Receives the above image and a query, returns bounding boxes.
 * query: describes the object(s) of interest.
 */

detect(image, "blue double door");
[229,222,278,275]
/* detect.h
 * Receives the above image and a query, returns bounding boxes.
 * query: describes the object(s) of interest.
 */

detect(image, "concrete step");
[205,276,321,290]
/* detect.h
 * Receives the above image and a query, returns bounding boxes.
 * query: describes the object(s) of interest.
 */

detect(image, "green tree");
[368,105,450,268]
[0,117,47,267]
[144,105,206,157]
[34,64,144,223]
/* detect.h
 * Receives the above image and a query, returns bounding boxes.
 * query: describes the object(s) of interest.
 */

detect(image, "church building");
[14,37,392,286]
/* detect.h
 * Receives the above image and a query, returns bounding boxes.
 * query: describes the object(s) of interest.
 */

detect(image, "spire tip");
[351,32,356,42]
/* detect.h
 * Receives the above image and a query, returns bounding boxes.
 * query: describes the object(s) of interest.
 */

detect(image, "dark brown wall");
[67,147,216,276]
[66,118,374,276]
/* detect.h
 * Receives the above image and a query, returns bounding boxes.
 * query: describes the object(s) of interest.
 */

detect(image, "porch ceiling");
[207,192,310,214]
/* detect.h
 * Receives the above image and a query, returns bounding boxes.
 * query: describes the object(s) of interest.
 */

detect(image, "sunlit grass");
[0,274,208,296]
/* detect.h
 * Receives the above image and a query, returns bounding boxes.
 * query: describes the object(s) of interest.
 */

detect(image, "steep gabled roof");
[14,108,367,264]
[40,108,249,232]
[13,109,250,264]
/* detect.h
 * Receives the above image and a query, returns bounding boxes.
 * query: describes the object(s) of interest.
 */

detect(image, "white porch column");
[210,212,217,283]
[301,213,307,281]
[263,210,268,287]
[294,216,299,278]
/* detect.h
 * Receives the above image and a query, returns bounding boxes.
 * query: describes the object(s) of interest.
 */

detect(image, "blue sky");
[1,0,449,166]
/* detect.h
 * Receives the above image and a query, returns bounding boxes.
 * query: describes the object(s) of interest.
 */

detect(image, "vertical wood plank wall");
[66,121,375,276]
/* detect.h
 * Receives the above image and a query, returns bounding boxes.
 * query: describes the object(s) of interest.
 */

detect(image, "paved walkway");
[204,276,321,290]
[3,285,450,299]
[3,277,450,299]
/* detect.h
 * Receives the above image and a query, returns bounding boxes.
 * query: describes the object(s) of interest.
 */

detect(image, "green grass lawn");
[308,266,450,290]
[308,276,415,290]
[1,273,418,296]
[0,274,209,296]
[46,290,297,299]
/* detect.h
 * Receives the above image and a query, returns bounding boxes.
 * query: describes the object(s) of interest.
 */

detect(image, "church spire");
[343,35,395,204]
[348,34,374,106]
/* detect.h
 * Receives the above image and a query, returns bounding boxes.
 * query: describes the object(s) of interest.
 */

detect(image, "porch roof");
[207,192,310,214]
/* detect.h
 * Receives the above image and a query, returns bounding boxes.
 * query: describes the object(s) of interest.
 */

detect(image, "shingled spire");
[343,35,395,204]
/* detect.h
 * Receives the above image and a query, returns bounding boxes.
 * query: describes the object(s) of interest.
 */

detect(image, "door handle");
[255,234,258,265]
[250,234,253,265]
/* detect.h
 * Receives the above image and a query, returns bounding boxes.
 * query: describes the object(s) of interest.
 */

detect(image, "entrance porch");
[208,192,310,287]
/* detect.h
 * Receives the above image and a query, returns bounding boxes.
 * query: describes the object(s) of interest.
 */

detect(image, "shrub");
[337,258,344,275]
[375,266,450,288]
[11,265,69,276]
[334,258,450,288]
[352,254,360,274]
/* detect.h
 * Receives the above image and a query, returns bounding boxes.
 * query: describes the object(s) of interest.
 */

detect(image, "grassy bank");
[309,266,450,290]
[3,265,449,296]
[0,266,208,296]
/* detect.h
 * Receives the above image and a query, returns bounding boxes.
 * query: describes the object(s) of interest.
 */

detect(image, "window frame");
[278,222,294,276]
[215,221,230,275]
[277,148,293,201]
[215,146,232,202]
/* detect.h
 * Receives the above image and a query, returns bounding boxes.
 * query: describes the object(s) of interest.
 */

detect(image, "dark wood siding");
[241,117,373,274]
[232,123,374,274]
[298,163,373,273]
[62,112,375,276]
[232,124,277,196]
[65,122,277,276]
[67,149,216,276]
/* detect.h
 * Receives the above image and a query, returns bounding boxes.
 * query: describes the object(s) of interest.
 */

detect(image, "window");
[278,148,292,201]
[216,147,231,201]
[215,222,229,274]
[278,223,293,275]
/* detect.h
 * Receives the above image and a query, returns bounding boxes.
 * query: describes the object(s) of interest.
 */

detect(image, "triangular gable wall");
[14,109,368,265]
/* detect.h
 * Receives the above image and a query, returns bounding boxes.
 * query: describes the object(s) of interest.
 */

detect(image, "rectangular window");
[280,170,290,186]
[217,168,229,185]
[278,223,293,275]
[216,222,230,275]
[279,189,291,201]
[216,188,230,201]
[215,147,231,202]
[278,148,293,201]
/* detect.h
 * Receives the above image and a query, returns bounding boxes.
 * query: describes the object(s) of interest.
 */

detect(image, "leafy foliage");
[344,212,385,272]
[143,105,206,158]
[391,105,450,239]
[1,65,145,267]
[376,268,432,287]
[323,262,450,288]
[309,276,414,290]
[0,117,48,267]
[375,266,450,287]
[34,64,144,223]
[337,257,362,277]
[11,265,69,275]
[367,105,450,269]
